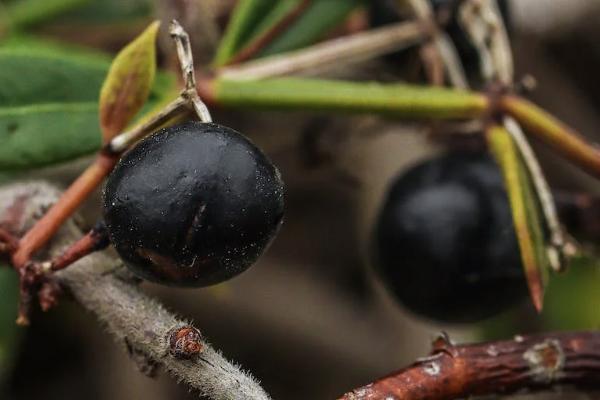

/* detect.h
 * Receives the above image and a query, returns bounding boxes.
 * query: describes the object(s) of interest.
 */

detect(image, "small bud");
[169,326,203,359]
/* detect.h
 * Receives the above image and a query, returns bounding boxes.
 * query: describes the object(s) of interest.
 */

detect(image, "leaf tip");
[99,20,162,142]
[526,271,545,313]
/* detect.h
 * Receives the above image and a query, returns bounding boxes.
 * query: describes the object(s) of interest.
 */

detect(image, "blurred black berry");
[372,152,527,323]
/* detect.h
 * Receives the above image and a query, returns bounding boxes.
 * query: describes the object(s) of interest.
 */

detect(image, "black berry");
[103,121,284,287]
[372,152,527,323]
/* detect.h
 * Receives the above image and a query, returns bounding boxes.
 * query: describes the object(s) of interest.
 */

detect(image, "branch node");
[523,339,565,383]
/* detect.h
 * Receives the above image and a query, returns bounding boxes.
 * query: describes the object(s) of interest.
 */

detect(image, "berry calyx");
[372,152,527,323]
[103,121,284,287]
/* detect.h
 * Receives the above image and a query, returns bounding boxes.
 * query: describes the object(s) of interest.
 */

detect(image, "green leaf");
[258,0,363,58]
[213,0,273,66]
[0,103,101,170]
[215,0,363,65]
[218,0,308,65]
[0,37,175,170]
[0,0,90,33]
[99,20,160,142]
[0,267,20,385]
[488,124,550,312]
[0,47,109,107]
[213,77,488,118]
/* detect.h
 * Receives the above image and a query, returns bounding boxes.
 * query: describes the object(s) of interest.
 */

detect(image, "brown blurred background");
[1,0,599,399]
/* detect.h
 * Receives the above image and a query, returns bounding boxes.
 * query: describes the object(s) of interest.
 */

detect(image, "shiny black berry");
[103,121,284,287]
[372,152,527,323]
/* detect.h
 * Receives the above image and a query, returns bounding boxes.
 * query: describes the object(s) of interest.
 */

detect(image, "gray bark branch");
[0,182,270,400]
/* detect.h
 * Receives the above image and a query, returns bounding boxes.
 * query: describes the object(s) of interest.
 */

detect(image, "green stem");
[500,95,600,179]
[209,77,488,119]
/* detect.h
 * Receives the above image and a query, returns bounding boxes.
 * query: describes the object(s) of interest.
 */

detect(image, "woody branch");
[340,330,600,400]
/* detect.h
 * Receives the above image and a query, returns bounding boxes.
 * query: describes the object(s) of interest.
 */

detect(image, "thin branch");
[11,153,118,269]
[205,77,489,118]
[169,19,212,123]
[500,94,600,179]
[0,182,271,400]
[339,331,600,400]
[218,20,426,80]
[46,221,109,273]
[107,95,190,154]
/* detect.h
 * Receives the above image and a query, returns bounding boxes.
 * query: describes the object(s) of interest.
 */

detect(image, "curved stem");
[11,153,117,268]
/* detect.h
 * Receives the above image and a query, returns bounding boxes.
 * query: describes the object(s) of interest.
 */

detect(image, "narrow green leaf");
[0,37,175,170]
[218,0,307,65]
[0,103,101,170]
[99,20,160,142]
[488,124,550,311]
[0,0,90,33]
[213,77,488,118]
[0,48,109,107]
[213,0,273,66]
[258,0,363,57]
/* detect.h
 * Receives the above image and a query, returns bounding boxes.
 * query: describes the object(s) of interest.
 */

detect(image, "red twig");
[225,0,312,65]
[13,223,111,325]
[339,331,600,400]
[11,152,118,269]
[49,222,110,272]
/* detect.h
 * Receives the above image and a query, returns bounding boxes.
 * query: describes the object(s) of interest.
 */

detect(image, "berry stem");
[500,94,600,179]
[12,153,118,269]
[48,222,110,273]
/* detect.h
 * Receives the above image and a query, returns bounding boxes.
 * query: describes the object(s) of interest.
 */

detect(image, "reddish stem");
[49,222,110,272]
[339,331,600,400]
[11,153,118,269]
[500,95,600,179]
